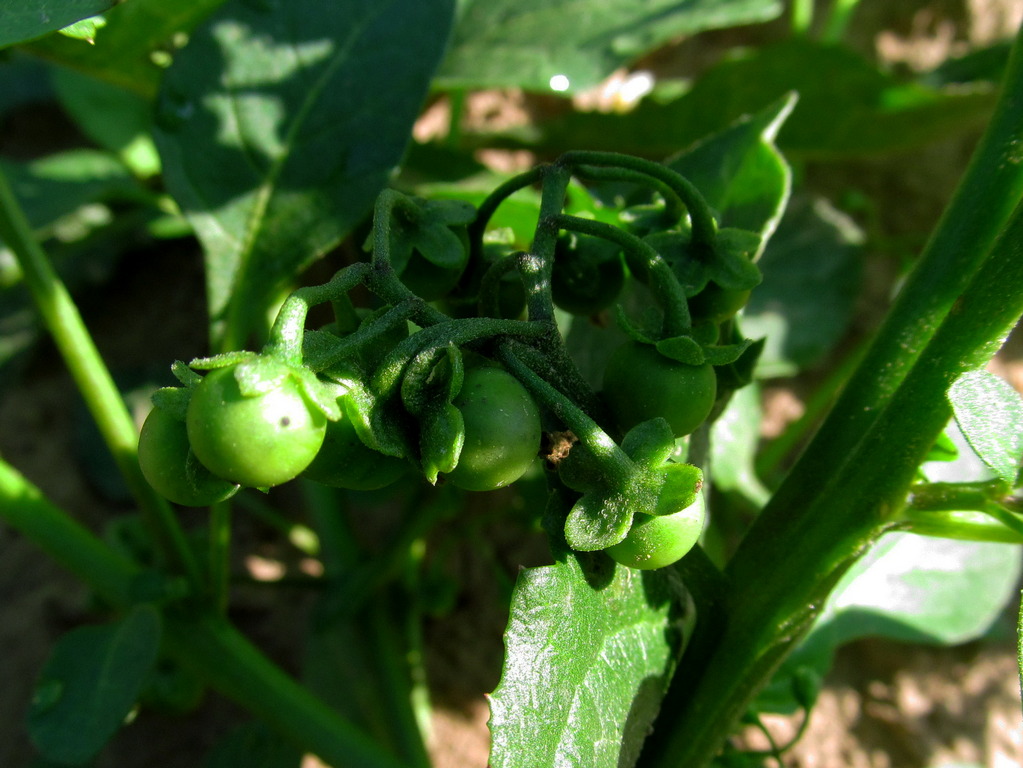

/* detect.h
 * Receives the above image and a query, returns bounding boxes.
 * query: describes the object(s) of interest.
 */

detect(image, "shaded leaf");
[0,150,142,232]
[303,590,430,768]
[0,0,115,49]
[52,68,161,177]
[153,0,455,348]
[439,0,782,93]
[28,606,162,764]
[490,552,695,768]
[514,39,995,158]
[667,95,795,252]
[19,0,227,97]
[948,370,1023,486]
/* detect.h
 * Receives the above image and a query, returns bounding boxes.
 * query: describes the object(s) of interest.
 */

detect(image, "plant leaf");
[565,490,634,551]
[439,0,782,93]
[516,38,996,158]
[52,68,161,177]
[489,552,695,768]
[153,0,455,348]
[0,0,115,49]
[19,0,227,97]
[741,194,864,377]
[28,605,162,764]
[668,95,795,254]
[948,370,1023,486]
[757,532,1022,713]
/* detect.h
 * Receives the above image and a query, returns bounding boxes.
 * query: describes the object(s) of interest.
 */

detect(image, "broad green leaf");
[948,370,1023,486]
[757,532,1022,713]
[489,552,695,768]
[439,0,782,93]
[741,194,864,377]
[28,605,162,764]
[19,0,227,97]
[515,39,996,158]
[669,39,998,157]
[52,68,161,177]
[154,0,456,349]
[667,95,795,254]
[0,0,115,49]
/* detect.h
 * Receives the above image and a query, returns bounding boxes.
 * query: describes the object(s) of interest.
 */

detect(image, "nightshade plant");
[1,1,1023,767]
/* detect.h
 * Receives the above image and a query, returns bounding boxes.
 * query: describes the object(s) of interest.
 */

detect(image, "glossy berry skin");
[601,341,717,437]
[444,367,542,492]
[186,366,326,488]
[138,406,238,506]
[302,410,410,491]
[606,490,705,570]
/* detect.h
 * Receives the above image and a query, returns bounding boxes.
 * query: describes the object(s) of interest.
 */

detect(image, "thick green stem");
[208,501,232,613]
[0,458,140,606]
[761,20,1023,524]
[644,190,1023,767]
[0,168,203,593]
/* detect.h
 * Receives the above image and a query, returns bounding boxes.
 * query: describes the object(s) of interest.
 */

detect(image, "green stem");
[570,163,685,224]
[821,0,864,43]
[644,182,1023,768]
[208,501,232,613]
[467,165,546,261]
[263,263,372,364]
[0,459,405,768]
[552,213,692,335]
[559,150,717,247]
[305,300,419,374]
[498,344,635,489]
[526,163,574,322]
[164,610,408,768]
[370,316,547,399]
[0,167,204,593]
[790,0,813,35]
[760,20,1023,524]
[0,457,139,607]
[898,509,1023,543]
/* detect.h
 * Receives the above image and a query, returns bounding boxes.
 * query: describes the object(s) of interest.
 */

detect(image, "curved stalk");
[0,168,204,593]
